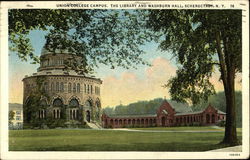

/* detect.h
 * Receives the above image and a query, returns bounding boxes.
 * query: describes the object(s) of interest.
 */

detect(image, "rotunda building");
[23,46,102,128]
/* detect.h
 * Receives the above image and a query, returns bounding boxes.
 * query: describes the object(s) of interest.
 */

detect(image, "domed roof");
[41,45,72,55]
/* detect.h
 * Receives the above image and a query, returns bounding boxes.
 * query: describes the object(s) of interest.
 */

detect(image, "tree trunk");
[221,63,238,145]
[216,32,238,145]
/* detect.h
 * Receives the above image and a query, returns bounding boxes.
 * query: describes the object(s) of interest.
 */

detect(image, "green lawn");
[9,127,242,151]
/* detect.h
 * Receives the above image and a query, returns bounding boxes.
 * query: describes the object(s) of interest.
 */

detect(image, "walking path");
[207,145,242,152]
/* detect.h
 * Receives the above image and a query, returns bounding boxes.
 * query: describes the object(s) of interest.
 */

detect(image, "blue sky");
[9,29,241,108]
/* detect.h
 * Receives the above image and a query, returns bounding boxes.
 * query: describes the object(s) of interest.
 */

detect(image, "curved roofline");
[22,74,102,83]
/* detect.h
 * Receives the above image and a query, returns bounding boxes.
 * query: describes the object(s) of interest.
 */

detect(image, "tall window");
[53,109,61,119]
[39,109,46,119]
[60,82,64,92]
[90,85,93,94]
[87,84,90,94]
[44,82,48,91]
[68,83,72,92]
[84,84,86,93]
[51,82,54,91]
[77,83,80,93]
[73,83,76,92]
[56,82,59,92]
[70,109,79,120]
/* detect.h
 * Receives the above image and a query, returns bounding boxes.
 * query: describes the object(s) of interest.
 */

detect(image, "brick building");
[23,46,102,127]
[102,100,226,128]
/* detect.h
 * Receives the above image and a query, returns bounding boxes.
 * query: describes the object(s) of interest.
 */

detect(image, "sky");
[9,30,242,108]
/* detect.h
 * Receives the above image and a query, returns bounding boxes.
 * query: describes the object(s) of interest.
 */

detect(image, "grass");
[9,127,242,151]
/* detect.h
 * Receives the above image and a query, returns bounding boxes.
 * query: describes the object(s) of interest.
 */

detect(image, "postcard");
[0,0,249,159]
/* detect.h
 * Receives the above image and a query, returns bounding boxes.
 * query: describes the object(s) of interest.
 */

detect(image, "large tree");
[9,9,154,73]
[145,10,242,145]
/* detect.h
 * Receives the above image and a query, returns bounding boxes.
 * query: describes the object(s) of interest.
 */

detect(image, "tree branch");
[215,31,228,89]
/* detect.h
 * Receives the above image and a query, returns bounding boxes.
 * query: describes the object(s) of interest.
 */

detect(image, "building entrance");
[162,117,166,126]
[86,111,91,122]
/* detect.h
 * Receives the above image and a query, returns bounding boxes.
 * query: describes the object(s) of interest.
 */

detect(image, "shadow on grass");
[10,142,230,152]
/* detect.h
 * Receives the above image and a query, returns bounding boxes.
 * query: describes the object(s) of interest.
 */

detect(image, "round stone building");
[23,46,102,128]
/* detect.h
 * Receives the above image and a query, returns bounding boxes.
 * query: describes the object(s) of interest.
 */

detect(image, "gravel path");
[207,145,242,152]
[110,128,224,133]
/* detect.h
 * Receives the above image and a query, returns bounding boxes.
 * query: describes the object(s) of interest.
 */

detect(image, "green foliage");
[103,98,189,115]
[23,76,49,126]
[217,120,226,127]
[192,91,242,127]
[144,10,241,104]
[9,9,155,73]
[9,110,15,126]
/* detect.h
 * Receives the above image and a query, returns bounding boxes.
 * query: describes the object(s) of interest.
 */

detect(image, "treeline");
[103,98,190,115]
[103,91,242,127]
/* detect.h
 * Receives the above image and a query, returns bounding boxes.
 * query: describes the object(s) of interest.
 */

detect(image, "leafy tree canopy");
[144,10,241,105]
[9,9,156,74]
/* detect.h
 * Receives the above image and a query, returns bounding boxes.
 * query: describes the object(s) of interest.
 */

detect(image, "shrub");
[192,122,201,126]
[217,120,226,127]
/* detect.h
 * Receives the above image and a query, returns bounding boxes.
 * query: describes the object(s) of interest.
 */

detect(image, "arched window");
[53,98,63,107]
[137,119,140,125]
[73,83,76,92]
[132,119,135,125]
[77,83,80,93]
[85,100,92,107]
[56,82,59,92]
[69,99,79,107]
[141,119,144,125]
[60,82,64,92]
[68,83,72,92]
[128,119,131,125]
[51,82,54,91]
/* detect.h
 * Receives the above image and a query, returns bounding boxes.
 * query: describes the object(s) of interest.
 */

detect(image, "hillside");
[9,103,23,111]
[103,98,191,115]
[103,91,242,127]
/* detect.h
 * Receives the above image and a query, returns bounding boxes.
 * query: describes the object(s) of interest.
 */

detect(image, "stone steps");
[86,122,102,129]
